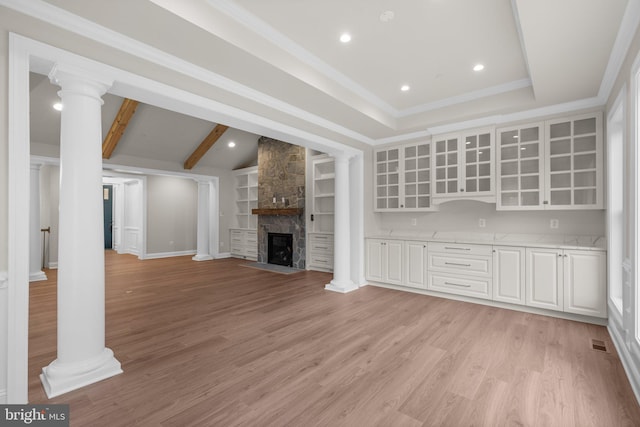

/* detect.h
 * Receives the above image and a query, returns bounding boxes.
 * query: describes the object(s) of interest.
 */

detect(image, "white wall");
[146,175,198,254]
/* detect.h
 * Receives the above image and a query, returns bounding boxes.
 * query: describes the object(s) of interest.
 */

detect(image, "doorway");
[103,185,114,249]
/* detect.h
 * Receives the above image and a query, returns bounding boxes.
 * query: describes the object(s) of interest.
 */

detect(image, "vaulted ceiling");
[26,0,635,170]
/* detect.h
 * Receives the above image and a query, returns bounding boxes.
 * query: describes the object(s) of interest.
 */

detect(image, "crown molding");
[598,0,640,102]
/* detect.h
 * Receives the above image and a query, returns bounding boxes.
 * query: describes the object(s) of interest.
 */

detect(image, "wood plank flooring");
[28,251,640,426]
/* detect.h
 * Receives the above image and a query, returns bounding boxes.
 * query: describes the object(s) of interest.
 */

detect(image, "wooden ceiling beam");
[184,124,229,170]
[102,98,140,159]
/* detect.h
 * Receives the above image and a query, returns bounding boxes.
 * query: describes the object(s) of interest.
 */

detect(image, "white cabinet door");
[386,240,404,285]
[433,135,461,196]
[526,248,563,311]
[405,241,427,289]
[375,148,401,211]
[366,239,385,282]
[402,143,432,210]
[564,250,607,317]
[493,246,525,305]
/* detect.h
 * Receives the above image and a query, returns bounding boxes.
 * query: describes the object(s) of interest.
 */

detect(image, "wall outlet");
[478,218,486,228]
[550,219,559,229]
[411,218,417,226]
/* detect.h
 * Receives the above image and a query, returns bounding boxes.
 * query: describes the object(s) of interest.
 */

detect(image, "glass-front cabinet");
[432,128,495,204]
[497,113,602,211]
[375,142,433,212]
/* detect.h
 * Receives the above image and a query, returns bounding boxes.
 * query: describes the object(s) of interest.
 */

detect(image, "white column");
[40,65,122,398]
[193,180,214,261]
[326,154,358,293]
[29,163,47,282]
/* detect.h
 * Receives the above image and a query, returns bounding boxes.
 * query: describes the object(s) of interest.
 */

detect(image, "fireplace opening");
[268,232,293,267]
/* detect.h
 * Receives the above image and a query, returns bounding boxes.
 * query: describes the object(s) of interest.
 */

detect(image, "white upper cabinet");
[432,128,495,204]
[375,142,433,212]
[497,112,603,211]
[545,113,603,209]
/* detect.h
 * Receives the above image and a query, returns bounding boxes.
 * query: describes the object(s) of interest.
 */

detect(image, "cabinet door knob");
[558,254,562,257]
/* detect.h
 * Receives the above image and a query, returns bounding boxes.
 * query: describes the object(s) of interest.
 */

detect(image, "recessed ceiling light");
[473,64,485,72]
[228,141,236,148]
[339,33,352,43]
[53,102,63,111]
[400,85,410,92]
[380,10,395,22]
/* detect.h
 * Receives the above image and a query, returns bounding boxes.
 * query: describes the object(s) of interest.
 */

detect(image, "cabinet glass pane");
[501,161,518,176]
[478,163,490,177]
[521,127,539,142]
[550,139,571,155]
[502,192,519,206]
[377,163,387,173]
[377,199,387,209]
[479,133,490,147]
[521,159,539,174]
[389,161,399,172]
[418,184,429,194]
[405,159,416,170]
[447,139,457,151]
[502,146,518,160]
[574,136,596,153]
[377,187,387,197]
[418,197,430,208]
[550,156,571,172]
[436,182,445,193]
[447,167,457,179]
[418,170,430,182]
[405,146,416,158]
[447,153,457,164]
[574,118,596,135]
[574,153,596,170]
[389,185,399,196]
[550,173,571,188]
[521,143,539,158]
[502,177,518,191]
[479,178,490,192]
[436,154,446,167]
[466,136,477,148]
[377,175,387,185]
[501,130,518,145]
[418,157,429,169]
[447,181,457,193]
[389,174,399,185]
[467,150,477,163]
[405,184,416,196]
[521,192,540,206]
[436,168,445,179]
[405,171,416,183]
[521,176,539,190]
[389,198,399,208]
[418,144,429,156]
[405,198,416,208]
[574,171,596,187]
[466,179,477,192]
[377,151,387,162]
[550,122,571,138]
[574,189,596,204]
[436,141,446,153]
[466,165,477,178]
[478,150,490,162]
[550,190,571,205]
[388,149,399,160]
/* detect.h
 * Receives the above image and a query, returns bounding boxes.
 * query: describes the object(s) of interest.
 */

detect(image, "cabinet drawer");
[230,244,243,254]
[310,234,334,244]
[245,247,258,256]
[230,230,243,239]
[310,241,333,254]
[429,254,491,277]
[428,273,491,300]
[245,231,257,240]
[310,254,333,268]
[428,241,492,256]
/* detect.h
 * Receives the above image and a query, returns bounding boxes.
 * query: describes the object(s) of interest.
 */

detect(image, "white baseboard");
[0,388,6,404]
[47,262,58,269]
[144,250,197,260]
[608,323,640,406]
[215,252,231,259]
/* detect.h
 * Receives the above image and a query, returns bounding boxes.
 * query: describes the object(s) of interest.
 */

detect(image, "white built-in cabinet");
[374,112,603,212]
[307,155,335,272]
[492,246,526,305]
[405,241,428,289]
[231,166,258,260]
[375,142,432,211]
[365,239,403,285]
[432,128,495,203]
[365,238,606,319]
[497,112,603,210]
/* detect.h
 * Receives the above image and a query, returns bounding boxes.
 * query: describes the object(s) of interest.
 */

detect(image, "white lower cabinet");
[525,248,606,318]
[365,239,403,285]
[366,237,606,320]
[307,233,334,272]
[404,241,428,289]
[563,250,607,317]
[493,246,525,305]
[230,229,257,260]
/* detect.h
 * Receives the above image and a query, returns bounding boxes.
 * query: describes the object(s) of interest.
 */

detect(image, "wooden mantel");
[251,208,303,216]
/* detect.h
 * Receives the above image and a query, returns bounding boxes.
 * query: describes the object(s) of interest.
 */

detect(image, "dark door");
[103,185,113,249]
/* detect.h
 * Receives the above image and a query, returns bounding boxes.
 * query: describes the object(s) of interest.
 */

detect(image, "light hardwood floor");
[28,251,640,426]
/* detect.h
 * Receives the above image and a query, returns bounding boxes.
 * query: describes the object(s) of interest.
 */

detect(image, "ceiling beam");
[102,98,140,159]
[184,124,229,170]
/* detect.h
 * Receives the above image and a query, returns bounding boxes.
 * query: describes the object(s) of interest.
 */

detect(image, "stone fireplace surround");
[255,137,306,269]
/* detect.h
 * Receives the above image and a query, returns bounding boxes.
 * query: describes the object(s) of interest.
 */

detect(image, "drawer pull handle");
[444,247,471,251]
[445,262,471,267]
[316,246,328,250]
[444,281,472,288]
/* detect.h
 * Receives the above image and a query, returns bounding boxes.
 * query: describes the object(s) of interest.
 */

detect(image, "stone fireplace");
[255,137,306,269]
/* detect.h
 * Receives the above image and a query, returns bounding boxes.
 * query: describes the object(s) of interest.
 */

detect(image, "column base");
[325,279,359,294]
[192,254,214,261]
[40,348,122,398]
[29,271,48,282]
